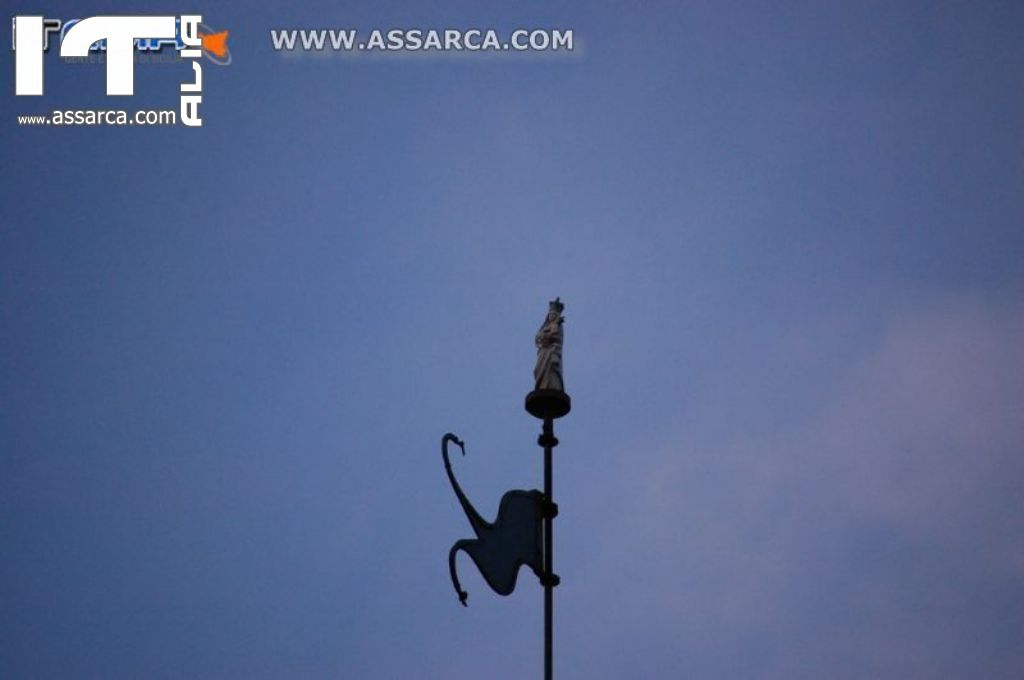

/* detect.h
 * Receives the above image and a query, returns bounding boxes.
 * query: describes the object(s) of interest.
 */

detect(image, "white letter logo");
[14,16,45,95]
[59,16,176,95]
[14,14,213,128]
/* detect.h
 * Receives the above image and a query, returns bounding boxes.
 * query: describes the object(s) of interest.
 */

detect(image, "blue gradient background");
[2,1,1023,677]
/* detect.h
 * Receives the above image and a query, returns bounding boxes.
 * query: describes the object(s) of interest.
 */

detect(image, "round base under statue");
[525,389,572,420]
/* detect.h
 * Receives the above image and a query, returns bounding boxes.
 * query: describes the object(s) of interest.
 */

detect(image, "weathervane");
[442,298,571,680]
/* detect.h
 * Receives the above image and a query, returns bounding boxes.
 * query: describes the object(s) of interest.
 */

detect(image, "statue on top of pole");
[533,298,565,393]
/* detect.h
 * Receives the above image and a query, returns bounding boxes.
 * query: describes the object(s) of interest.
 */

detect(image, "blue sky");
[2,1,1023,677]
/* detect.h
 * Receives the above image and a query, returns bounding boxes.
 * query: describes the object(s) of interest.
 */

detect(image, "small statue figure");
[533,298,566,393]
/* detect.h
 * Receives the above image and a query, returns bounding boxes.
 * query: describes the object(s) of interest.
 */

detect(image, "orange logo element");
[200,30,229,58]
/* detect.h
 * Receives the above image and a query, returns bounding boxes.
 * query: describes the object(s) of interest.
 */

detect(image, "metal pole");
[541,417,556,680]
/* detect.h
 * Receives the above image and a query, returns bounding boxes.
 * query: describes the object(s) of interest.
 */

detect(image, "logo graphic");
[199,23,230,65]
[12,15,216,127]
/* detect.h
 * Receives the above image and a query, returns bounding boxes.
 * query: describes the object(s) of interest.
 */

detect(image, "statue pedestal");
[525,389,572,420]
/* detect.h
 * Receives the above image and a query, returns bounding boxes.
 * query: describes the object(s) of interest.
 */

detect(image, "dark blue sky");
[2,1,1023,677]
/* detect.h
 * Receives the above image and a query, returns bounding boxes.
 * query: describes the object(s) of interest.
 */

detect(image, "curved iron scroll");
[442,433,544,606]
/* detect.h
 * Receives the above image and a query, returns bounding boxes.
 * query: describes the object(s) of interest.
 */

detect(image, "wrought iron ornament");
[442,298,571,680]
[443,433,545,605]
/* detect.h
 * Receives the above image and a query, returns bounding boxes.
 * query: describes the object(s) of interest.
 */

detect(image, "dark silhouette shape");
[443,433,546,606]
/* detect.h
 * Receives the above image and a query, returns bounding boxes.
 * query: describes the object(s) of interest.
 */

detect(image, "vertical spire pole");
[541,417,556,680]
[526,296,571,680]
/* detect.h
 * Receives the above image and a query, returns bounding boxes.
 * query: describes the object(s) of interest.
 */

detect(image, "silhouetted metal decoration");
[442,298,571,680]
[443,434,545,604]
